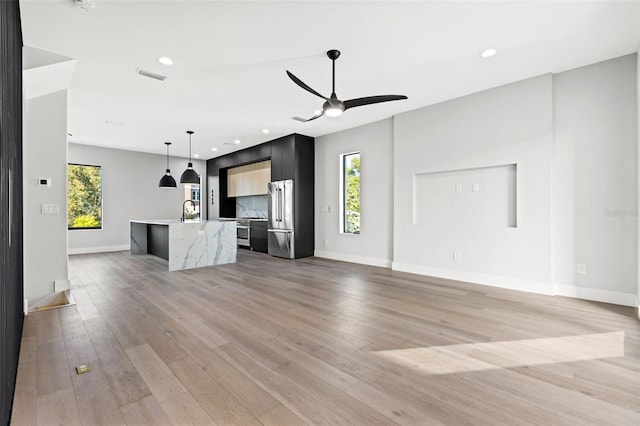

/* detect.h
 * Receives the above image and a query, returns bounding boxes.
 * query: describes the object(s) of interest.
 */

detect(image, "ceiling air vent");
[135,68,167,81]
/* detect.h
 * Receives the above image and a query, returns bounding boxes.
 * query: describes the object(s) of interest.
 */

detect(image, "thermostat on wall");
[36,178,52,187]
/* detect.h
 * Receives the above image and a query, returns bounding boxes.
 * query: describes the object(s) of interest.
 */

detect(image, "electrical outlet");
[324,239,329,247]
[577,264,587,274]
[455,183,463,193]
[453,251,461,261]
[472,183,480,192]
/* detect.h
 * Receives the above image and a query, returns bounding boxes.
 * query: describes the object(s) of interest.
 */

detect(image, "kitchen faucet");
[182,199,196,222]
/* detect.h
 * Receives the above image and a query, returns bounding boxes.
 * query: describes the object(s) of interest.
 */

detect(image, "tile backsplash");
[237,195,268,218]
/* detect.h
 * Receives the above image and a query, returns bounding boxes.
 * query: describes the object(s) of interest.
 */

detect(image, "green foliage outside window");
[343,153,360,234]
[68,164,102,229]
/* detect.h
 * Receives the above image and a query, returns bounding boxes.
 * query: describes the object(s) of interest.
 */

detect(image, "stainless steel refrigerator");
[268,179,294,259]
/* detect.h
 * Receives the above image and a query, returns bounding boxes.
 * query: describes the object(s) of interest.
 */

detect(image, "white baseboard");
[391,262,555,295]
[391,262,638,308]
[314,250,392,268]
[554,284,637,308]
[68,244,129,255]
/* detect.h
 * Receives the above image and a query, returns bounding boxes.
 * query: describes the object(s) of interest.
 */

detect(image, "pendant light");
[159,142,177,188]
[180,130,200,184]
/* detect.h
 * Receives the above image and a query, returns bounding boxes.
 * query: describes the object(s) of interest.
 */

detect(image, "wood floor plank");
[120,395,173,426]
[10,361,37,426]
[69,364,127,426]
[258,404,310,426]
[162,319,281,417]
[58,306,98,371]
[216,343,354,426]
[83,316,152,406]
[159,392,215,426]
[36,387,82,426]
[13,250,640,425]
[17,335,36,365]
[124,343,187,402]
[35,309,63,346]
[36,339,72,396]
[169,355,261,425]
[275,361,400,425]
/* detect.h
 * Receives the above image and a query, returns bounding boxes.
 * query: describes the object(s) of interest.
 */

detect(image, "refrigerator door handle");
[275,188,278,222]
[268,229,291,233]
[278,188,283,222]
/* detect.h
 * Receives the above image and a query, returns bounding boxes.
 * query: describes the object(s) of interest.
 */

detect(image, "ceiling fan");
[287,49,408,122]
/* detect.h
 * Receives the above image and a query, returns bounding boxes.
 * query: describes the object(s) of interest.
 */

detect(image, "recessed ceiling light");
[262,128,270,134]
[211,147,218,152]
[158,57,173,65]
[194,154,200,158]
[233,139,241,145]
[480,48,497,58]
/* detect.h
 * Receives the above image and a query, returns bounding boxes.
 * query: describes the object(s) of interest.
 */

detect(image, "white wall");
[68,143,206,253]
[393,75,554,294]
[637,47,640,315]
[314,54,637,307]
[23,90,69,306]
[552,54,637,305]
[314,118,394,267]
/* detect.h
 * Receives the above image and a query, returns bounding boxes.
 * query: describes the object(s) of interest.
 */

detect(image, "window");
[184,184,200,220]
[67,164,102,230]
[341,152,360,234]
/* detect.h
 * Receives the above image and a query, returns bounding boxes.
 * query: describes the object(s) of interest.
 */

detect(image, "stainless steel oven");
[236,219,250,247]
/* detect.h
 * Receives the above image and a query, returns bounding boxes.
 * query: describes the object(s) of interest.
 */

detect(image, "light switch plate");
[41,204,60,214]
[455,184,463,193]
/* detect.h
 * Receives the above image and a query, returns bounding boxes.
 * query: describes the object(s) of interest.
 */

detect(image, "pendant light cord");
[187,130,194,164]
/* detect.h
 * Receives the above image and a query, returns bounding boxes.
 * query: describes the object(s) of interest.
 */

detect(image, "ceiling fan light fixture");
[324,106,344,117]
[287,49,407,122]
[180,131,200,184]
[480,48,497,58]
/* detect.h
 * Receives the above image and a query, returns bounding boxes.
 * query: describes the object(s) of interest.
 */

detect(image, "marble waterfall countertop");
[130,219,237,271]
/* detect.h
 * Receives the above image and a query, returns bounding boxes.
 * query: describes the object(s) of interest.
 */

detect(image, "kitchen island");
[130,219,236,271]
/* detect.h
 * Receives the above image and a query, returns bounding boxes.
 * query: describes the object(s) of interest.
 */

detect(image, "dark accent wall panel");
[292,134,315,258]
[0,0,24,424]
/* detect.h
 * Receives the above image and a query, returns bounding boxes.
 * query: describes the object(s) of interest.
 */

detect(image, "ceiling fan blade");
[344,95,407,110]
[292,111,325,123]
[286,71,329,100]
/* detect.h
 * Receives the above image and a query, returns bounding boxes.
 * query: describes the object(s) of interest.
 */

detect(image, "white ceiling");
[20,0,640,161]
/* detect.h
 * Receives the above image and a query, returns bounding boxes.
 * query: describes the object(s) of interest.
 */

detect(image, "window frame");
[340,151,361,235]
[67,163,103,231]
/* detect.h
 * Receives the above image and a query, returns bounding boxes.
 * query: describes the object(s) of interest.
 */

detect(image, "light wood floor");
[11,250,640,425]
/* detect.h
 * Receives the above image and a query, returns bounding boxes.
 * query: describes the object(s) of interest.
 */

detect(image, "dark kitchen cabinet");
[270,135,295,181]
[218,168,235,218]
[206,133,314,258]
[250,221,268,253]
